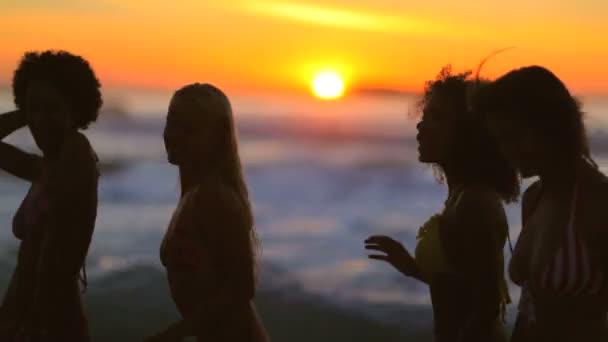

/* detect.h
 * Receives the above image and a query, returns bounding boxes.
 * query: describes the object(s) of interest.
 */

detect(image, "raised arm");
[0,110,26,138]
[0,110,42,181]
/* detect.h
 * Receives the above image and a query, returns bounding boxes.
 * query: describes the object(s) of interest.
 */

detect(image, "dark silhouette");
[0,51,101,341]
[144,83,269,342]
[478,66,608,341]
[365,66,519,342]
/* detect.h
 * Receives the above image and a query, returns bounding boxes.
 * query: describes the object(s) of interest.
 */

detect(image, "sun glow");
[312,71,345,100]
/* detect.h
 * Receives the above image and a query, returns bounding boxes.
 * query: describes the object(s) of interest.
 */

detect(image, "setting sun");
[312,71,345,100]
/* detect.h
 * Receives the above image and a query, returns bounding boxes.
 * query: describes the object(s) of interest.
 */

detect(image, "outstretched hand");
[365,235,418,277]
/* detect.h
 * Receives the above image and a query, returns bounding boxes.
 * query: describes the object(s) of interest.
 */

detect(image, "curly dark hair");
[12,50,102,129]
[419,65,520,203]
[475,65,594,174]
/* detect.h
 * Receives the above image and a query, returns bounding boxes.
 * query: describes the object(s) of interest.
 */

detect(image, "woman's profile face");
[416,96,456,164]
[164,95,216,167]
[486,112,541,178]
[24,80,75,156]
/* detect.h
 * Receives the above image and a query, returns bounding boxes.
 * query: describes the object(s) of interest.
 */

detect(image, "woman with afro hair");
[0,50,101,341]
[365,66,519,342]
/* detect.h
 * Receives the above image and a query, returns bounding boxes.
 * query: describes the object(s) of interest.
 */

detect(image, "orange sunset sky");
[0,0,607,96]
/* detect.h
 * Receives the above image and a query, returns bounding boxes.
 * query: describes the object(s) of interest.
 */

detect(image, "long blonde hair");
[173,83,258,280]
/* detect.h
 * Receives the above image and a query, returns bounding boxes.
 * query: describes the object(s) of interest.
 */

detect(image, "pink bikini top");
[535,180,605,296]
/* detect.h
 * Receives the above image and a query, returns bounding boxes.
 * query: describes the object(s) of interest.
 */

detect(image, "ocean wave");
[0,256,417,341]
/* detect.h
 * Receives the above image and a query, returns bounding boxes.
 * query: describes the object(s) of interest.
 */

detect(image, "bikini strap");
[79,265,88,293]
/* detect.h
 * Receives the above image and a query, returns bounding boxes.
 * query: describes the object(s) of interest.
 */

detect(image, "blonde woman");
[145,84,269,342]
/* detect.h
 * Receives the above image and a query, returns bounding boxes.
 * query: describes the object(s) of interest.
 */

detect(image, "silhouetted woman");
[478,66,608,341]
[145,83,269,342]
[0,51,101,341]
[365,66,519,342]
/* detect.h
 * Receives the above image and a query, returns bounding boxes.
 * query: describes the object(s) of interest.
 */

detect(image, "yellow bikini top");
[415,211,511,319]
[414,213,453,281]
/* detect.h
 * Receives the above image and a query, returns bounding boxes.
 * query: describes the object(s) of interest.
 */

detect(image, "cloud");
[0,0,129,16]
[243,0,446,36]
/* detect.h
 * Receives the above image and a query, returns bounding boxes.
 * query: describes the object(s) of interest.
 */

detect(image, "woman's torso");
[512,173,608,341]
[161,189,219,314]
[160,185,267,341]
[13,175,50,302]
[421,185,509,341]
[0,135,98,338]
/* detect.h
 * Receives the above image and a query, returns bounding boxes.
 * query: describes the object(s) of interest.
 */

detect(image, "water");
[0,90,606,340]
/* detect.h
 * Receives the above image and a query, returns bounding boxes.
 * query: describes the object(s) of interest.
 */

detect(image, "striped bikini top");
[535,180,605,296]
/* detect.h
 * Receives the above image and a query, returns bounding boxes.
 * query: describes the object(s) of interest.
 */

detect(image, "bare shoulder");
[591,168,608,196]
[522,180,542,203]
[449,185,509,239]
[64,132,97,162]
[576,167,608,252]
[585,168,608,218]
[521,180,541,217]
[55,132,98,176]
[454,184,504,214]
[48,132,98,190]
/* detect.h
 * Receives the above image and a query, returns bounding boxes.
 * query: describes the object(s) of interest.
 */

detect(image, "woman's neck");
[42,129,78,161]
[179,162,224,197]
[179,165,200,197]
[441,162,468,198]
